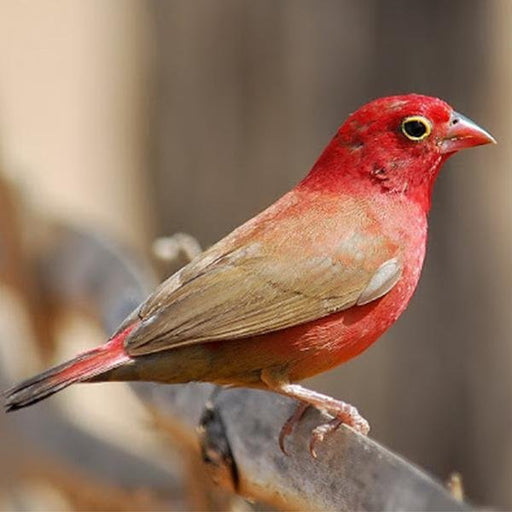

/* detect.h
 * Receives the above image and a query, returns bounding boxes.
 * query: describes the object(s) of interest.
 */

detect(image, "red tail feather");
[4,323,137,411]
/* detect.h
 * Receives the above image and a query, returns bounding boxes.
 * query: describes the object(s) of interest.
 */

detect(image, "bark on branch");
[33,224,470,511]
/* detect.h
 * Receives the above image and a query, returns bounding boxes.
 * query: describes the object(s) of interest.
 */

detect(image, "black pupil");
[404,120,427,138]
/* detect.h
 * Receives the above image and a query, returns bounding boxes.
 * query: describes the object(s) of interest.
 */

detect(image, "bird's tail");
[3,323,137,412]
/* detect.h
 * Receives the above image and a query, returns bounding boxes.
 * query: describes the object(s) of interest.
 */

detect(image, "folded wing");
[125,197,402,356]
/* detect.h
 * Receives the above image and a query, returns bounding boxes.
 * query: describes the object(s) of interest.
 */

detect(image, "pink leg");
[262,371,369,457]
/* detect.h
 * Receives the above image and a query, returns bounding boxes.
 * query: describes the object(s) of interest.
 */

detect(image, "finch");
[4,94,495,454]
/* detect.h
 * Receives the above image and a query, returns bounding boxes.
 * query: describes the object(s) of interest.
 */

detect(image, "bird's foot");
[309,402,369,458]
[260,372,370,457]
[279,402,309,454]
[277,388,370,457]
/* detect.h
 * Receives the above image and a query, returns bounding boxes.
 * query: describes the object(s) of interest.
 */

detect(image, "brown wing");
[125,196,402,356]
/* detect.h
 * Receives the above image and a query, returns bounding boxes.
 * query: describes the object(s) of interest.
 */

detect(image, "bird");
[4,94,495,456]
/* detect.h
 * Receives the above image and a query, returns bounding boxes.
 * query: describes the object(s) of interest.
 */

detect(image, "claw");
[278,402,309,455]
[310,418,343,458]
[309,405,370,458]
[278,400,370,457]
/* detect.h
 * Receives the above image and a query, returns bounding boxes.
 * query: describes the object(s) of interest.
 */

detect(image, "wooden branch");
[33,224,472,511]
[32,226,238,511]
[0,194,180,509]
[201,388,466,510]
[1,391,179,493]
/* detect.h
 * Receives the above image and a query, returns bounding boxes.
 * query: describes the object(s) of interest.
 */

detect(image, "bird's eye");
[401,116,432,141]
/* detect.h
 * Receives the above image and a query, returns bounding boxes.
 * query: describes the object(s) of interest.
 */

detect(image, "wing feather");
[125,195,402,356]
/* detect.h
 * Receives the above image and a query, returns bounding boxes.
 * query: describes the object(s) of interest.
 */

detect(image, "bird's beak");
[440,112,496,154]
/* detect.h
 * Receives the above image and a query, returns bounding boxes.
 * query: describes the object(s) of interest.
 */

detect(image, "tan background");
[0,0,511,509]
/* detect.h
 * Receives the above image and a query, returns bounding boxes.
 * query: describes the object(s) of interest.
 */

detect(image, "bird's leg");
[280,385,370,457]
[261,370,370,457]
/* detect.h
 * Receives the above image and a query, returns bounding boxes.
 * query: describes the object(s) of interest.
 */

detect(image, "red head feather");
[301,94,494,211]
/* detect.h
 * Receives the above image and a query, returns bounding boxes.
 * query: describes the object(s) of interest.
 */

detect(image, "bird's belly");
[282,290,409,381]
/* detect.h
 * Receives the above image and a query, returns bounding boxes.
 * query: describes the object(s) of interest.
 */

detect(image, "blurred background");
[0,0,511,510]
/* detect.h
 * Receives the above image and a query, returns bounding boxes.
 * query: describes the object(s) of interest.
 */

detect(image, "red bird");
[4,94,495,455]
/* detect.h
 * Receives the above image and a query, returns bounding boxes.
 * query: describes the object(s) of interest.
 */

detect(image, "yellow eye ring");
[401,116,432,141]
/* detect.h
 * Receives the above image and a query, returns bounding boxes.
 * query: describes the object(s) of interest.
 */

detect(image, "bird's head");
[303,94,496,210]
